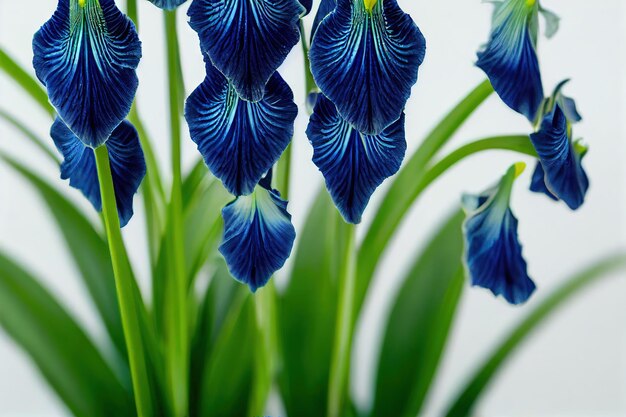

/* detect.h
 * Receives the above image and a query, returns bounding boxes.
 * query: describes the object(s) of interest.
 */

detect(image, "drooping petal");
[476,0,543,122]
[529,162,558,201]
[306,95,406,224]
[311,0,336,41]
[147,0,188,9]
[219,178,296,292]
[300,0,313,15]
[530,105,589,210]
[185,62,298,196]
[51,118,146,227]
[33,0,141,147]
[462,163,536,305]
[188,0,303,102]
[309,0,425,135]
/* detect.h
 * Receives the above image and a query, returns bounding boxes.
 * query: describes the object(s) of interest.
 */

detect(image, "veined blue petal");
[185,62,298,196]
[188,0,303,102]
[463,163,536,305]
[33,0,141,147]
[51,118,146,227]
[306,95,406,224]
[476,0,543,122]
[530,104,589,210]
[147,0,187,9]
[309,0,425,135]
[219,179,296,292]
[311,0,336,41]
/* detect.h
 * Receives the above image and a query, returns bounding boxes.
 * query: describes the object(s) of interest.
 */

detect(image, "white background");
[1,1,625,416]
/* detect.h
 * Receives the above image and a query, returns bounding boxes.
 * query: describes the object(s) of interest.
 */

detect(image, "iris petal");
[476,0,543,122]
[51,118,146,227]
[306,95,406,224]
[219,179,296,292]
[463,164,536,305]
[529,162,558,201]
[311,0,336,41]
[185,62,298,196]
[530,105,589,210]
[309,0,425,135]
[33,0,141,147]
[188,0,303,102]
[147,0,187,9]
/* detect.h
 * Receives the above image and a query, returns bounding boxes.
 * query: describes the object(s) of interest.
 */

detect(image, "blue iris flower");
[306,95,406,224]
[220,174,296,292]
[51,118,146,227]
[188,0,304,102]
[477,0,558,122]
[185,59,298,196]
[309,0,425,135]
[463,163,536,305]
[33,0,142,148]
[311,0,337,41]
[529,83,589,210]
[147,0,188,9]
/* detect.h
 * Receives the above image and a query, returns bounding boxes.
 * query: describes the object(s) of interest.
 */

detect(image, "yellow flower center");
[363,0,377,12]
[78,0,86,7]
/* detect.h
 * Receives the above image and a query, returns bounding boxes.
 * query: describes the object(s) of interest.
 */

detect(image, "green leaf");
[0,48,54,116]
[0,154,126,359]
[444,253,626,417]
[0,251,133,417]
[371,210,465,417]
[357,81,494,316]
[189,260,240,417]
[0,109,59,164]
[197,283,255,417]
[279,189,349,417]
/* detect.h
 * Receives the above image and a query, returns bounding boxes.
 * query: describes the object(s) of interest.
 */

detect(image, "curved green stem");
[327,223,357,417]
[94,145,153,417]
[420,135,536,192]
[164,10,188,416]
[126,0,138,29]
[300,20,317,95]
[356,80,494,316]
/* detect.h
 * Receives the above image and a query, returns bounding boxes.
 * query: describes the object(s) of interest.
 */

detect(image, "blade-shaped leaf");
[189,260,240,417]
[444,253,626,417]
[371,210,465,417]
[0,109,59,164]
[279,189,349,417]
[197,283,255,417]
[0,154,126,358]
[0,48,54,116]
[0,251,133,417]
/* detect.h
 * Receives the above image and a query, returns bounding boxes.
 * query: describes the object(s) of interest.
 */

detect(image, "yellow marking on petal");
[513,162,527,178]
[79,0,86,7]
[525,0,536,6]
[363,0,377,12]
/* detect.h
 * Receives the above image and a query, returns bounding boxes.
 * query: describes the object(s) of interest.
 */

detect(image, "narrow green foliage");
[372,210,465,417]
[0,251,134,417]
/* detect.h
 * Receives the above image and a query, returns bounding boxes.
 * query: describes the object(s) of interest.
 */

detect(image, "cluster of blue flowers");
[32,0,588,303]
[466,0,589,304]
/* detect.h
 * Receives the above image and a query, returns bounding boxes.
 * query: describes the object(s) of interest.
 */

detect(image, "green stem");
[164,10,188,416]
[419,135,536,192]
[126,0,138,29]
[327,223,357,417]
[94,145,153,417]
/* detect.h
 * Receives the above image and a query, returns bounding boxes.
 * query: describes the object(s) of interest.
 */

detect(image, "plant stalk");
[327,223,357,417]
[164,10,189,416]
[94,145,153,417]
